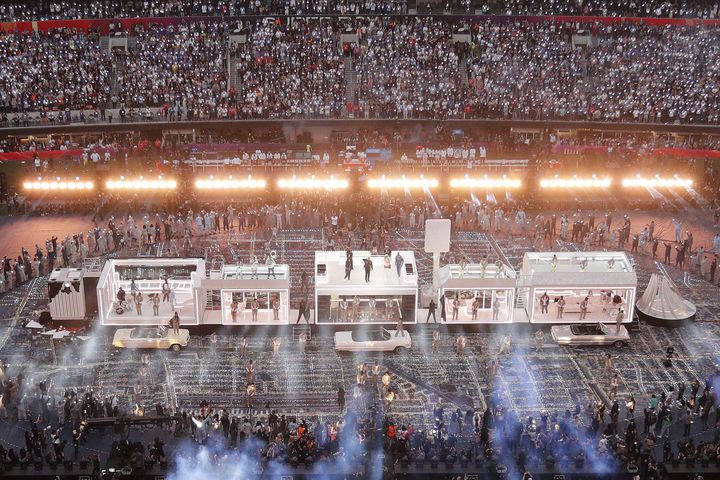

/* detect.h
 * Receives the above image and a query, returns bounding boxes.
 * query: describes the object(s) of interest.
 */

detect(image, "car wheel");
[170,344,181,352]
[394,346,407,354]
[613,341,624,348]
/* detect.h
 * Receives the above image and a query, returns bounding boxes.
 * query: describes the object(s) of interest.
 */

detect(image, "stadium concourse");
[0,2,720,480]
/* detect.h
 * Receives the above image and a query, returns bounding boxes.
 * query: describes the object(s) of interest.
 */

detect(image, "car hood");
[550,325,574,340]
[550,325,573,338]
[112,329,134,342]
[174,329,191,344]
[334,331,354,343]
[112,329,190,344]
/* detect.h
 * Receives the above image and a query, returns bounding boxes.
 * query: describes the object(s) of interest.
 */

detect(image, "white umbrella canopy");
[25,320,43,329]
[637,273,696,322]
[40,329,58,336]
[52,330,71,340]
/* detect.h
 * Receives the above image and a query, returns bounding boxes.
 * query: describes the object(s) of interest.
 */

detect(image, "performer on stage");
[363,257,373,283]
[344,256,353,280]
[427,299,437,323]
[394,252,404,277]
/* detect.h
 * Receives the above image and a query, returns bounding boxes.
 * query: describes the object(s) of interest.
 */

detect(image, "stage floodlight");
[195,176,266,190]
[105,176,177,191]
[276,175,349,191]
[23,177,94,191]
[539,175,611,189]
[367,175,438,190]
[449,175,522,189]
[621,174,692,188]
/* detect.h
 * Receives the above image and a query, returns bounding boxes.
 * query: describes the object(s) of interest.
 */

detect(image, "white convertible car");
[335,328,411,353]
[551,322,629,348]
[112,326,190,351]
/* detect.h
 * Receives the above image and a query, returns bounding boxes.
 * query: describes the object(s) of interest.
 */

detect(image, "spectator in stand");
[465,21,720,124]
[0,0,718,20]
[232,19,345,119]
[0,29,111,113]
[0,19,719,124]
[0,1,408,20]
[353,17,467,119]
[117,22,229,120]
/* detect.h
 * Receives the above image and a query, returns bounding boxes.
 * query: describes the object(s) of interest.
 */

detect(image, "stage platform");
[315,250,418,289]
[104,292,196,326]
[315,250,419,325]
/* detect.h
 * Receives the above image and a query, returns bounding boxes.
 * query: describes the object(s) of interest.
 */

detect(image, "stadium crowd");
[0,19,718,124]
[231,19,346,118]
[116,22,229,118]
[0,0,719,20]
[464,21,720,123]
[0,29,112,113]
[0,0,408,20]
[352,17,468,119]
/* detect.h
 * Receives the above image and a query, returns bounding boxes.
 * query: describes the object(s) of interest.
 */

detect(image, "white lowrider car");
[551,322,629,348]
[112,326,190,351]
[335,328,411,353]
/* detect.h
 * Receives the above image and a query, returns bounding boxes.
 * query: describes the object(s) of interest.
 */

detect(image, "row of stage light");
[22,174,693,192]
[22,178,94,191]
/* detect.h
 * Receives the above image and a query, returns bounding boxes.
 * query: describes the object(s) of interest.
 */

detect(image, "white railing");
[221,264,289,280]
[82,257,106,272]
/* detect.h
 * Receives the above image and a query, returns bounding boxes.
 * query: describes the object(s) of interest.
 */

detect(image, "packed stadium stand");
[0,16,719,125]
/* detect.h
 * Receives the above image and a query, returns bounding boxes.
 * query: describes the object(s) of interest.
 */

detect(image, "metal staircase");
[228,55,239,91]
[344,56,356,107]
[514,289,526,310]
[110,53,125,97]
[459,54,469,88]
[206,290,220,310]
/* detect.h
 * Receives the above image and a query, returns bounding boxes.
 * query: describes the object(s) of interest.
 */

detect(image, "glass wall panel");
[221,289,286,323]
[532,287,632,322]
[316,294,416,324]
[440,288,513,322]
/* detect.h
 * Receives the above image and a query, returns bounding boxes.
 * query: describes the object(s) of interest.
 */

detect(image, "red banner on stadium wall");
[2,14,720,35]
[34,19,94,33]
[0,149,83,161]
[0,21,33,33]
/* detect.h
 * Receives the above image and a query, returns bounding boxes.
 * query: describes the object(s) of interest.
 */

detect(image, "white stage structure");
[636,272,696,327]
[314,250,418,324]
[437,263,516,323]
[48,260,102,323]
[519,251,637,324]
[210,264,289,325]
[81,250,640,328]
[96,258,290,326]
[48,268,87,321]
[424,218,451,295]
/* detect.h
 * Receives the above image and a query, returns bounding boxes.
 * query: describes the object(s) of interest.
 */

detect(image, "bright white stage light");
[23,178,94,191]
[621,175,692,188]
[105,176,177,190]
[539,175,612,189]
[195,176,266,190]
[367,175,438,189]
[449,175,522,189]
[277,175,348,190]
